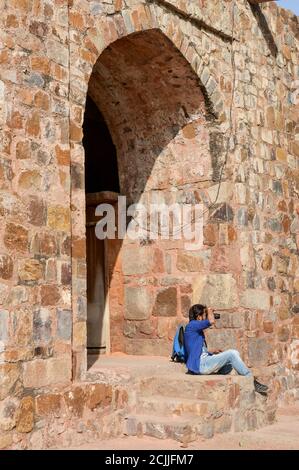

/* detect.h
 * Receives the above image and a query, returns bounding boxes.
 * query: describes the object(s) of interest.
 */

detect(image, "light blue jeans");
[200,349,252,376]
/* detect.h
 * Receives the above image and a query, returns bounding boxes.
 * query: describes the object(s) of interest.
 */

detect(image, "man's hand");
[207,307,215,325]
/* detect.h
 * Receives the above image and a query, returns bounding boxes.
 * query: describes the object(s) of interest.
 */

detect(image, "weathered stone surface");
[55,145,70,166]
[124,287,153,320]
[16,397,34,433]
[177,252,204,272]
[77,296,87,321]
[181,295,191,317]
[138,320,154,336]
[0,433,12,450]
[122,246,152,275]
[40,285,60,306]
[0,310,9,343]
[125,339,171,356]
[210,203,234,222]
[30,232,58,256]
[35,394,62,417]
[203,224,217,246]
[64,386,86,417]
[61,262,71,286]
[18,259,43,282]
[0,254,13,279]
[263,321,274,333]
[0,398,19,432]
[0,364,20,400]
[205,329,238,351]
[192,274,239,309]
[18,170,41,190]
[248,338,271,366]
[86,383,113,410]
[213,312,245,329]
[73,321,86,348]
[277,325,290,342]
[206,182,234,205]
[152,287,177,317]
[261,255,272,271]
[124,321,136,338]
[4,223,28,252]
[33,308,52,344]
[57,309,72,340]
[47,205,70,231]
[22,357,71,388]
[28,196,47,226]
[241,290,270,311]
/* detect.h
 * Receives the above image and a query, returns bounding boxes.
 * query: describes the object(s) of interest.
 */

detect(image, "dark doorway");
[83,94,120,357]
[83,94,120,194]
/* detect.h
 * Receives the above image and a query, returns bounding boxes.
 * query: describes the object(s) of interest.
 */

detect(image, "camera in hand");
[214,313,221,319]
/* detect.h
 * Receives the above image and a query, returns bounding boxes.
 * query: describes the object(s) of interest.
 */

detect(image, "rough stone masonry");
[0,0,298,449]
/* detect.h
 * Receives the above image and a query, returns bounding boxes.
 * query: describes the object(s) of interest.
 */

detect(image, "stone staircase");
[124,374,276,443]
[87,355,277,444]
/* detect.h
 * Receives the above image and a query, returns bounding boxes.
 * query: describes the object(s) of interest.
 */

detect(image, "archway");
[82,28,215,366]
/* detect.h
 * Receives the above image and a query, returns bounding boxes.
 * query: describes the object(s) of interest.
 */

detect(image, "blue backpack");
[171,324,186,363]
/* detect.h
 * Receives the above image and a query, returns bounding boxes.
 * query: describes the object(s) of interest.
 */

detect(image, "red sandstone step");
[138,375,237,400]
[136,395,216,418]
[124,413,215,442]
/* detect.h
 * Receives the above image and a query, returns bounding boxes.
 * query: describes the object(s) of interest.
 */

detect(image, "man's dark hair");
[189,304,206,321]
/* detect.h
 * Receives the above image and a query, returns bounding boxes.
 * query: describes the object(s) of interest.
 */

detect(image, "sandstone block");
[18,259,43,282]
[30,232,58,256]
[0,363,21,400]
[241,290,270,310]
[277,325,290,342]
[64,386,86,417]
[248,338,270,366]
[33,308,52,344]
[0,283,8,304]
[18,170,41,190]
[122,246,152,275]
[57,309,72,340]
[28,196,47,226]
[16,396,34,433]
[0,254,13,279]
[205,329,238,351]
[47,205,71,232]
[0,397,19,432]
[40,285,60,306]
[4,223,28,252]
[86,383,113,410]
[263,321,274,333]
[0,433,12,450]
[177,251,204,272]
[261,254,272,271]
[23,357,71,388]
[192,274,239,309]
[125,338,171,356]
[73,321,86,348]
[152,287,177,317]
[35,393,62,417]
[124,287,153,320]
[0,309,9,343]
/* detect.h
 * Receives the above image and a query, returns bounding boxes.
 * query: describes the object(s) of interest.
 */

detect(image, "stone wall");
[0,0,298,446]
[0,379,128,449]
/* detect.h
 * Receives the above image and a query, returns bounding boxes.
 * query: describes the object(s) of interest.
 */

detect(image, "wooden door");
[86,204,109,354]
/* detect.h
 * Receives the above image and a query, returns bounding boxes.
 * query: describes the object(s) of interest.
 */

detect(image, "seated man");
[184,304,268,395]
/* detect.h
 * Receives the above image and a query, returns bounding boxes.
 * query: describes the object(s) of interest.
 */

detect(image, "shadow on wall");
[249,3,278,57]
[82,29,221,367]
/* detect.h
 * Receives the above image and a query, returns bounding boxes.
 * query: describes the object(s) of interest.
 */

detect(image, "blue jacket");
[184,319,211,374]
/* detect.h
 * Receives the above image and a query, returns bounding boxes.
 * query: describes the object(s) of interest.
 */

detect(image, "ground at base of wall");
[60,404,299,450]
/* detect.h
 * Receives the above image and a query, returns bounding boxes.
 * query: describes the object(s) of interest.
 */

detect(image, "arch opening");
[82,28,215,365]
